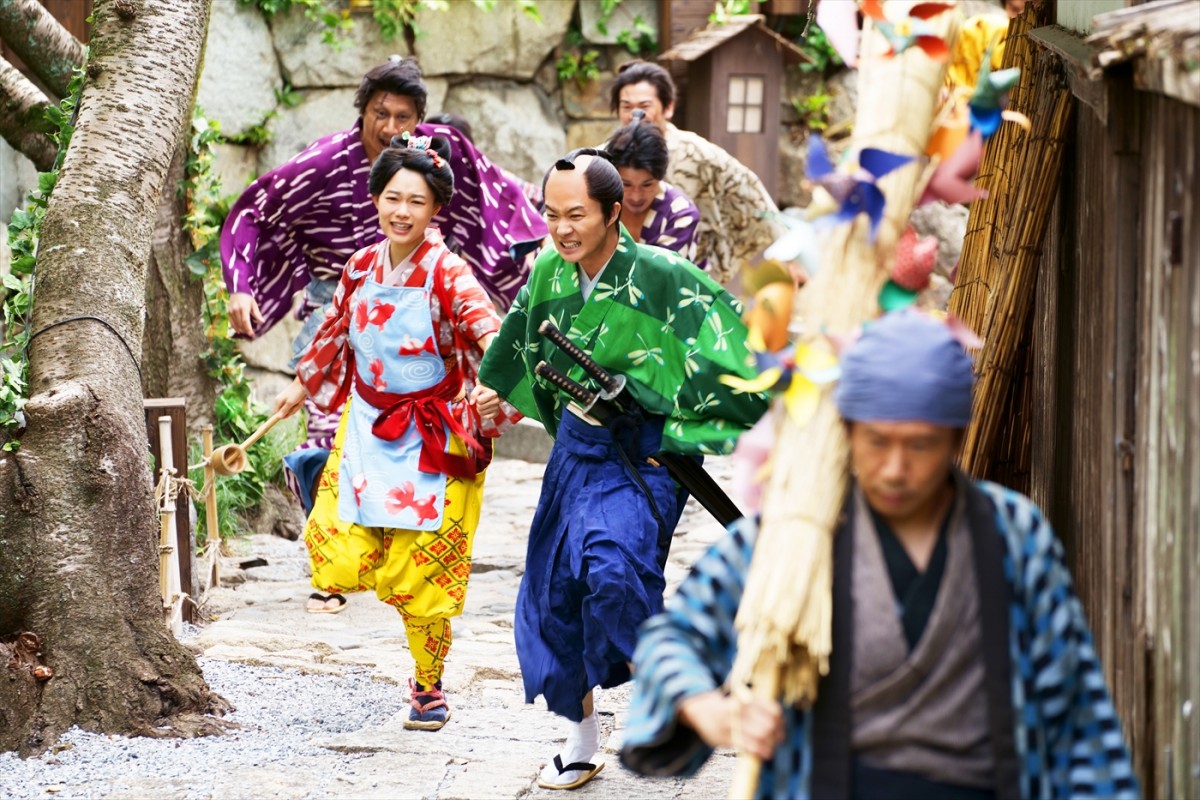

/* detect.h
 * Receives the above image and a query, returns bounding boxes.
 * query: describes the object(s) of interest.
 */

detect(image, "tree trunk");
[0,53,54,170]
[0,0,224,757]
[141,139,218,430]
[0,0,86,99]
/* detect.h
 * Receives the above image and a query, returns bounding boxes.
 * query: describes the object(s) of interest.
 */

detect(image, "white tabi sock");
[539,712,601,786]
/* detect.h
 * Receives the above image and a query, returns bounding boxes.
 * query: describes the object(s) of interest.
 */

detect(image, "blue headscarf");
[834,310,974,427]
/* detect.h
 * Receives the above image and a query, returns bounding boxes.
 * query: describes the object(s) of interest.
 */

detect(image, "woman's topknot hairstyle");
[604,109,669,181]
[368,134,454,206]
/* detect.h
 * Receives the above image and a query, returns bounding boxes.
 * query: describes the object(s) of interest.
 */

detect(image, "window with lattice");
[726,75,765,134]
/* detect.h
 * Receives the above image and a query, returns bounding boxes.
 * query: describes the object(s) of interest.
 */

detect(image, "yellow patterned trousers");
[304,403,486,687]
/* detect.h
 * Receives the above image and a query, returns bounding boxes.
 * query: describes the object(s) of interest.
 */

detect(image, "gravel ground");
[0,639,407,800]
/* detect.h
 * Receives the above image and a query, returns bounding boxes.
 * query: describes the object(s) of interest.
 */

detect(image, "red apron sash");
[353,367,489,480]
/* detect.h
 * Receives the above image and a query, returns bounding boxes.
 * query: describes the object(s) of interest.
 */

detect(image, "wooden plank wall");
[1036,76,1147,781]
[1033,77,1199,796]
[1137,90,1199,800]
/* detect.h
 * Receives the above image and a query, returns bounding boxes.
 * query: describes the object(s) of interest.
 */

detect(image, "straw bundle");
[727,5,959,797]
[948,3,1072,476]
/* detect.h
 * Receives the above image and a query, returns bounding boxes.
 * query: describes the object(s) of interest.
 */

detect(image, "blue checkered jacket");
[621,482,1139,799]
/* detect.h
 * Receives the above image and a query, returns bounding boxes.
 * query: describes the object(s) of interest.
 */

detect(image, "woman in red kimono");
[274,133,517,730]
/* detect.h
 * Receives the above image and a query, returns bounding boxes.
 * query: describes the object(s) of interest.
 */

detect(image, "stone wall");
[196,0,657,191]
[195,0,663,385]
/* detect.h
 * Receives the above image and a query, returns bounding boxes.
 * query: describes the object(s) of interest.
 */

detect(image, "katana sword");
[533,344,744,527]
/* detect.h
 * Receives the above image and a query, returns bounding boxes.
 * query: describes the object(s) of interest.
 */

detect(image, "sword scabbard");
[538,321,623,397]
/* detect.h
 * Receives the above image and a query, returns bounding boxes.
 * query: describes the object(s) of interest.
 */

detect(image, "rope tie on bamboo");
[153,467,196,614]
[153,466,201,517]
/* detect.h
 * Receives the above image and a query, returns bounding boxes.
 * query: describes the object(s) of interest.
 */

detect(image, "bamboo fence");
[726,5,960,797]
[947,4,1073,478]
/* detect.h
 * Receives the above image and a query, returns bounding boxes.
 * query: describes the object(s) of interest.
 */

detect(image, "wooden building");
[990,1,1198,793]
[658,14,811,197]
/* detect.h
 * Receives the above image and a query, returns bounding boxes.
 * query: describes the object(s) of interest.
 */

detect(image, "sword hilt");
[538,321,622,397]
[535,361,596,408]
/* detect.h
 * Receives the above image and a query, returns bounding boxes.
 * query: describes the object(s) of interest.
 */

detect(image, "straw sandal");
[305,592,347,614]
[536,755,604,790]
[404,678,451,730]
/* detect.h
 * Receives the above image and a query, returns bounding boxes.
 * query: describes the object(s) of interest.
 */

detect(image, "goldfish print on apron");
[337,265,450,530]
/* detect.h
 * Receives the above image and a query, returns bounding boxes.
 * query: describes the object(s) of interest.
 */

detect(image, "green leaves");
[184,107,300,541]
[556,48,601,87]
[1,69,83,448]
[796,22,843,75]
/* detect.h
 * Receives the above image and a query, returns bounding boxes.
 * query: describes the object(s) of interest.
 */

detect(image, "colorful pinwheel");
[806,134,914,242]
[920,128,987,205]
[969,59,1027,137]
[861,0,955,62]
[720,341,842,428]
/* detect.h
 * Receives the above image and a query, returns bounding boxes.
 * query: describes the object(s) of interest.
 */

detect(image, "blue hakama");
[515,411,682,721]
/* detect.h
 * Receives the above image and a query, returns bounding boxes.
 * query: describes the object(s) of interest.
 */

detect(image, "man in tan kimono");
[610,60,782,286]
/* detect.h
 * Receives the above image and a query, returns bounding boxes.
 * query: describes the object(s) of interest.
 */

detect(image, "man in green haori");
[472,149,767,791]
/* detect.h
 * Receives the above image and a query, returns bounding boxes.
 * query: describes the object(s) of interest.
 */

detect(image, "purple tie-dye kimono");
[220,118,546,333]
[639,182,702,270]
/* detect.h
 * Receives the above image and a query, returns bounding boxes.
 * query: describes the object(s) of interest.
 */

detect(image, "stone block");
[412,0,575,80]
[197,0,281,138]
[534,53,561,97]
[259,88,358,173]
[493,416,555,463]
[440,758,540,800]
[421,76,450,119]
[325,753,445,799]
[562,71,617,120]
[777,131,812,210]
[442,81,565,184]
[238,310,302,374]
[579,0,659,45]
[0,138,38,223]
[270,6,410,89]
[212,142,259,194]
[784,65,857,131]
[566,119,618,152]
[910,201,968,279]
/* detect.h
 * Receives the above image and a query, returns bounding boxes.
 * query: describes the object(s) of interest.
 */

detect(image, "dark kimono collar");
[809,470,1021,800]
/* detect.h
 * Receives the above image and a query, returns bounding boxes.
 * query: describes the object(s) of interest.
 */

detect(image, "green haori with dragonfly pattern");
[479,226,769,455]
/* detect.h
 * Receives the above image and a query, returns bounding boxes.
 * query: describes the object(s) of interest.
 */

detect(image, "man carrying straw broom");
[620,310,1138,799]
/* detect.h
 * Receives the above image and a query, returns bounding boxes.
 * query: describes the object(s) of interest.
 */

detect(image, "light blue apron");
[337,265,449,530]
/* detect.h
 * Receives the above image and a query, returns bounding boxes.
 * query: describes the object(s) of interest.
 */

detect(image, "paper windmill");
[875,225,940,312]
[762,215,821,278]
[890,226,939,291]
[720,341,841,428]
[969,58,1029,137]
[921,128,987,206]
[730,411,777,516]
[806,134,914,242]
[861,0,955,62]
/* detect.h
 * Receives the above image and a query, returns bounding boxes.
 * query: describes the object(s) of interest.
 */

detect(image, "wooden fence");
[1031,73,1198,797]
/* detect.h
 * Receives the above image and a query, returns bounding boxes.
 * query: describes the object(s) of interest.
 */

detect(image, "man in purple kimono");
[219,56,546,510]
[604,111,702,269]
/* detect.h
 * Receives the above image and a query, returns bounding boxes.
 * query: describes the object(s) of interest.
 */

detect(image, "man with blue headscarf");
[619,311,1139,799]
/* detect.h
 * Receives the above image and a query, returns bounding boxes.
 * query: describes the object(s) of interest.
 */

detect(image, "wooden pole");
[201,424,220,592]
[157,415,183,636]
